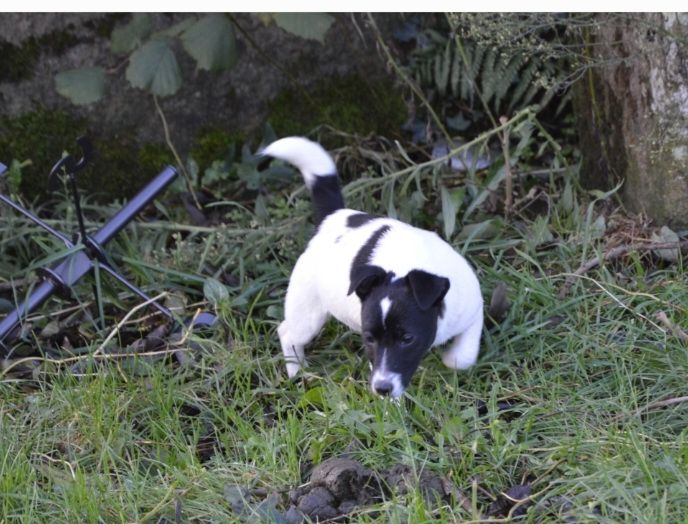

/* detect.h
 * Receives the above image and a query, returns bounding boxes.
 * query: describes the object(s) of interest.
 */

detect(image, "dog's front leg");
[441,310,483,370]
[277,311,329,378]
[278,322,307,377]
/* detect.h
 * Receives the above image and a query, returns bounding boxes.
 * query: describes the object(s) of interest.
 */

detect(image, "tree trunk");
[574,13,688,227]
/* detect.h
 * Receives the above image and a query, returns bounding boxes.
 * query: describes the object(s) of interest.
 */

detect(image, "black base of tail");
[311,175,345,227]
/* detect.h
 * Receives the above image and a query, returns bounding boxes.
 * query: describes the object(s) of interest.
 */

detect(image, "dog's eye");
[401,333,415,346]
[363,331,376,345]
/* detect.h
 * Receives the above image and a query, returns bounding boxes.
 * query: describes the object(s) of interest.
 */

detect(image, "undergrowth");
[1,115,687,523]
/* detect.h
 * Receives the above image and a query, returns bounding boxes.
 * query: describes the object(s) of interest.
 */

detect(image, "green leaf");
[54,67,106,105]
[181,14,237,71]
[153,17,195,38]
[440,185,465,240]
[203,277,229,307]
[298,386,325,409]
[126,38,181,97]
[110,13,151,55]
[7,159,31,194]
[527,215,554,248]
[272,13,335,43]
[457,218,504,241]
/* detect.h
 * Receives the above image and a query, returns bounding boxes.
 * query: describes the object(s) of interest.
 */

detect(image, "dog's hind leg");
[441,310,483,370]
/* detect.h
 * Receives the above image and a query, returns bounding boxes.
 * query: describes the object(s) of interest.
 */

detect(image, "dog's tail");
[261,137,344,226]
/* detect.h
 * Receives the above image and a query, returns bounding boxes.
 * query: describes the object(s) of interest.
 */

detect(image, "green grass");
[1,140,688,523]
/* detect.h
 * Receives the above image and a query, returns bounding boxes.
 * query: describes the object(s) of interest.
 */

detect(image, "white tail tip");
[260,136,336,188]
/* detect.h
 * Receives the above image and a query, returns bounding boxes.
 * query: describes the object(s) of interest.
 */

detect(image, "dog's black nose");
[374,381,394,396]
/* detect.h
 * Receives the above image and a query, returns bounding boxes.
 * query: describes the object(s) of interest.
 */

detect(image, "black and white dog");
[263,137,483,398]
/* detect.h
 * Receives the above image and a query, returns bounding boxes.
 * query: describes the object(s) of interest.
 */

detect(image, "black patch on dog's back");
[311,175,345,227]
[347,213,380,228]
[351,225,391,272]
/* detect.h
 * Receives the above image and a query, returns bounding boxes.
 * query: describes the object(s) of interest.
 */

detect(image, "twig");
[655,311,688,343]
[614,395,688,421]
[344,107,534,197]
[499,116,513,221]
[0,278,29,292]
[153,95,202,210]
[1,347,193,375]
[140,483,178,523]
[558,240,688,298]
[640,396,688,412]
[93,292,167,356]
[1,347,192,376]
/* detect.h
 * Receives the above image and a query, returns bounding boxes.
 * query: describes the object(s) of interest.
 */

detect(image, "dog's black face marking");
[346,213,379,228]
[348,225,391,298]
[358,269,450,396]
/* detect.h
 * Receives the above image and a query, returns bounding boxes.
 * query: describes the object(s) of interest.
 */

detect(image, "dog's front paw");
[441,351,476,370]
[285,360,307,378]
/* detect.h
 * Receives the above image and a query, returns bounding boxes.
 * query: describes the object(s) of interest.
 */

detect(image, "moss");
[0,39,42,83]
[0,15,125,83]
[0,110,173,203]
[82,14,128,39]
[137,144,175,176]
[190,128,244,174]
[0,110,86,197]
[0,29,81,83]
[269,75,406,146]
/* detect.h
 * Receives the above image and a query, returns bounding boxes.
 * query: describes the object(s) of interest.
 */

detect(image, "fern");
[407,26,563,123]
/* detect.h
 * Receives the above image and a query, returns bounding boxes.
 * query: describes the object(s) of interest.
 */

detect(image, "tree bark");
[574,13,688,227]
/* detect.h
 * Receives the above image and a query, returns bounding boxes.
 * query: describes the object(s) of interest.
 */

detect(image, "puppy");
[262,137,483,398]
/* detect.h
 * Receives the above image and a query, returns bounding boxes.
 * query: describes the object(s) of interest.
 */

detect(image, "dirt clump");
[289,457,382,521]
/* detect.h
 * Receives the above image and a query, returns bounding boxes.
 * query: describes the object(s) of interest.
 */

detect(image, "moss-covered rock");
[0,15,124,83]
[269,75,406,145]
[0,110,174,202]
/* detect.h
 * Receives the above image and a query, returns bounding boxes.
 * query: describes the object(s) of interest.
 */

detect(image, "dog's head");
[348,265,450,398]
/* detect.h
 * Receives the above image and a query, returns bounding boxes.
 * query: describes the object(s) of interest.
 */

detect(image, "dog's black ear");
[405,270,450,311]
[348,264,387,300]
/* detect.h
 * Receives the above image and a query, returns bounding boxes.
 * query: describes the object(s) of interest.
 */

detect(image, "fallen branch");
[558,240,688,298]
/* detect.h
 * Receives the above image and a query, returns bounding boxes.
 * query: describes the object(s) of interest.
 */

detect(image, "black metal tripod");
[0,138,215,355]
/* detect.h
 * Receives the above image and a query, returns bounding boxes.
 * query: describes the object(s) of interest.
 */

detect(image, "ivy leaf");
[181,14,237,71]
[55,66,106,105]
[110,13,151,55]
[126,38,181,97]
[272,13,335,43]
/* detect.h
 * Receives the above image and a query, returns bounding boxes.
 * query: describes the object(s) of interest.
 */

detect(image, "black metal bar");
[0,167,178,347]
[99,263,174,319]
[0,194,73,248]
[0,279,60,345]
[92,166,177,246]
